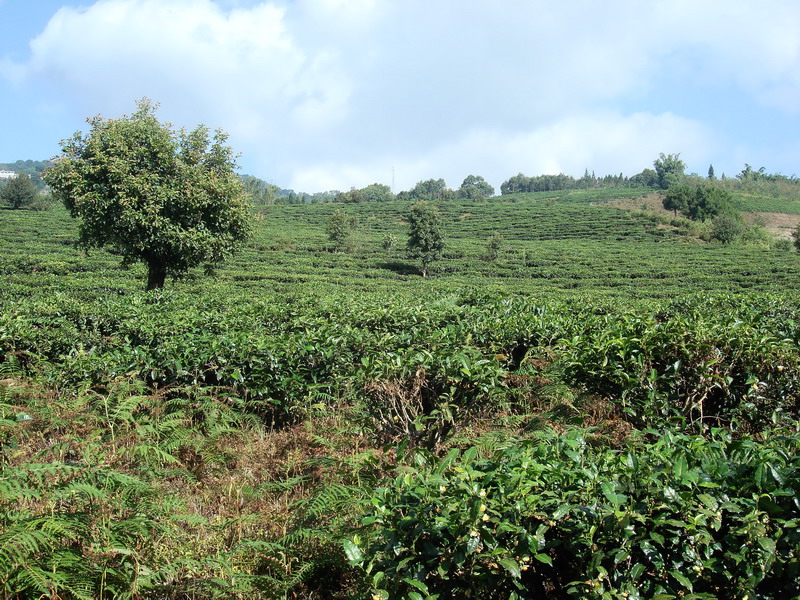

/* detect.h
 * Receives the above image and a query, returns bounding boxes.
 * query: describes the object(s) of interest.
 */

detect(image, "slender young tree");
[44,99,252,290]
[326,208,356,252]
[407,201,445,277]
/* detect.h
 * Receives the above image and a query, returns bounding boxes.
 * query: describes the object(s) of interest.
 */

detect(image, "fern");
[293,483,359,526]
[0,461,172,600]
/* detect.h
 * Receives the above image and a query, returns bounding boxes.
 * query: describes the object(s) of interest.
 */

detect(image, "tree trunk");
[146,260,167,290]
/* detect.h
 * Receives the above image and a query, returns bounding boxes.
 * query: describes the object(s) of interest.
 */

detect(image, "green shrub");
[348,428,800,599]
[558,300,799,429]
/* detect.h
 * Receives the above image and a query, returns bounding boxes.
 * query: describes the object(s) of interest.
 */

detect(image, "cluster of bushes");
[2,291,797,435]
[349,428,800,599]
[2,288,799,597]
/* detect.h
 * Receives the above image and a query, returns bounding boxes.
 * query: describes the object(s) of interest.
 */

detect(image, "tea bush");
[349,428,800,599]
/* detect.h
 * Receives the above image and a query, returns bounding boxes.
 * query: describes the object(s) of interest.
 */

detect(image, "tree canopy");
[457,175,495,200]
[0,173,38,209]
[399,178,453,202]
[407,201,445,277]
[326,208,356,252]
[662,183,733,221]
[43,99,252,290]
[654,153,686,189]
[336,183,393,203]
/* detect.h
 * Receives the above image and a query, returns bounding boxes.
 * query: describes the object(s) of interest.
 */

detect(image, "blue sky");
[1,0,798,193]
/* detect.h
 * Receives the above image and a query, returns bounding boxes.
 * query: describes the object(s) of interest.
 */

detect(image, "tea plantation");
[1,189,798,599]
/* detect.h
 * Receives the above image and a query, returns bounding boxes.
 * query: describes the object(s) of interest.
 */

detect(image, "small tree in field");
[326,208,355,252]
[381,233,397,253]
[485,233,503,261]
[43,99,252,290]
[407,201,445,277]
[793,225,800,252]
[0,173,37,209]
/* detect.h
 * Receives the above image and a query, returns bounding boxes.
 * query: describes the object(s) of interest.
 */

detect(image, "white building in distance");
[0,170,17,179]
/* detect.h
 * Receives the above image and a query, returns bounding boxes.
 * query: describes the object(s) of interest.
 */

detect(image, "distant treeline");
[500,169,643,194]
[0,160,51,189]
[7,157,798,207]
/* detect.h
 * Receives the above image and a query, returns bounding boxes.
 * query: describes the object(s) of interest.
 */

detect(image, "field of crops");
[1,189,799,599]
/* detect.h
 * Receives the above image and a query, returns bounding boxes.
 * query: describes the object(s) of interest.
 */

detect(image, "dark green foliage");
[558,294,799,429]
[350,428,800,599]
[326,208,356,252]
[338,183,394,203]
[485,232,503,261]
[401,178,452,202]
[653,152,686,189]
[663,183,734,221]
[0,183,798,599]
[629,168,658,187]
[711,211,746,244]
[406,201,445,276]
[501,172,576,194]
[43,98,252,290]
[458,175,495,200]
[501,171,637,195]
[0,174,37,209]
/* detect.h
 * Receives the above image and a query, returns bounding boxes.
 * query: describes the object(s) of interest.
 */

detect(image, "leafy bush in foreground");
[348,428,800,599]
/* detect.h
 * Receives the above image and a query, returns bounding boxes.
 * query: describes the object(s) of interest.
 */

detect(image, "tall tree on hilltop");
[654,153,686,189]
[457,175,495,200]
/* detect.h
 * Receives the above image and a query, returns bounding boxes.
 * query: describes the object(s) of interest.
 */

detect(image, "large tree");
[407,201,445,277]
[407,178,451,201]
[0,173,37,209]
[44,99,252,290]
[457,175,495,200]
[653,153,686,189]
[663,183,733,221]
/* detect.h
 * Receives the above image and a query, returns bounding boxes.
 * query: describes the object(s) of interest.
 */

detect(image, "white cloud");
[288,111,714,192]
[8,0,800,190]
[24,0,351,142]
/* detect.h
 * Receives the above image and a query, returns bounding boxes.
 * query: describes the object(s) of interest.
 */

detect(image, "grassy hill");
[1,189,799,599]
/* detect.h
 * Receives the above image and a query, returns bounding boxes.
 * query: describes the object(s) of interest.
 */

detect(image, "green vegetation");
[406,200,446,277]
[0,174,38,209]
[1,167,799,598]
[458,175,495,200]
[663,183,734,221]
[0,160,51,189]
[327,208,356,252]
[43,99,252,290]
[653,152,686,189]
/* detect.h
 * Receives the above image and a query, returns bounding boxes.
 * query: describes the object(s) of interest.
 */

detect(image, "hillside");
[1,189,799,599]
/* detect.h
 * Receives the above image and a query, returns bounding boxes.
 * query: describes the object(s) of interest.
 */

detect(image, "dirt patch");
[606,195,800,240]
[744,212,800,240]
[605,193,671,215]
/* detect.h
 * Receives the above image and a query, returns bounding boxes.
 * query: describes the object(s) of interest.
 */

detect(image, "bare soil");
[744,211,800,240]
[606,194,800,240]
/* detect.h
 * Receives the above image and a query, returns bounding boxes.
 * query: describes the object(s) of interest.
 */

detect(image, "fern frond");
[293,483,361,525]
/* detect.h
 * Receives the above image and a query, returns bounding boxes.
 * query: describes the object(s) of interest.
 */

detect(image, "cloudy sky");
[1,0,799,193]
